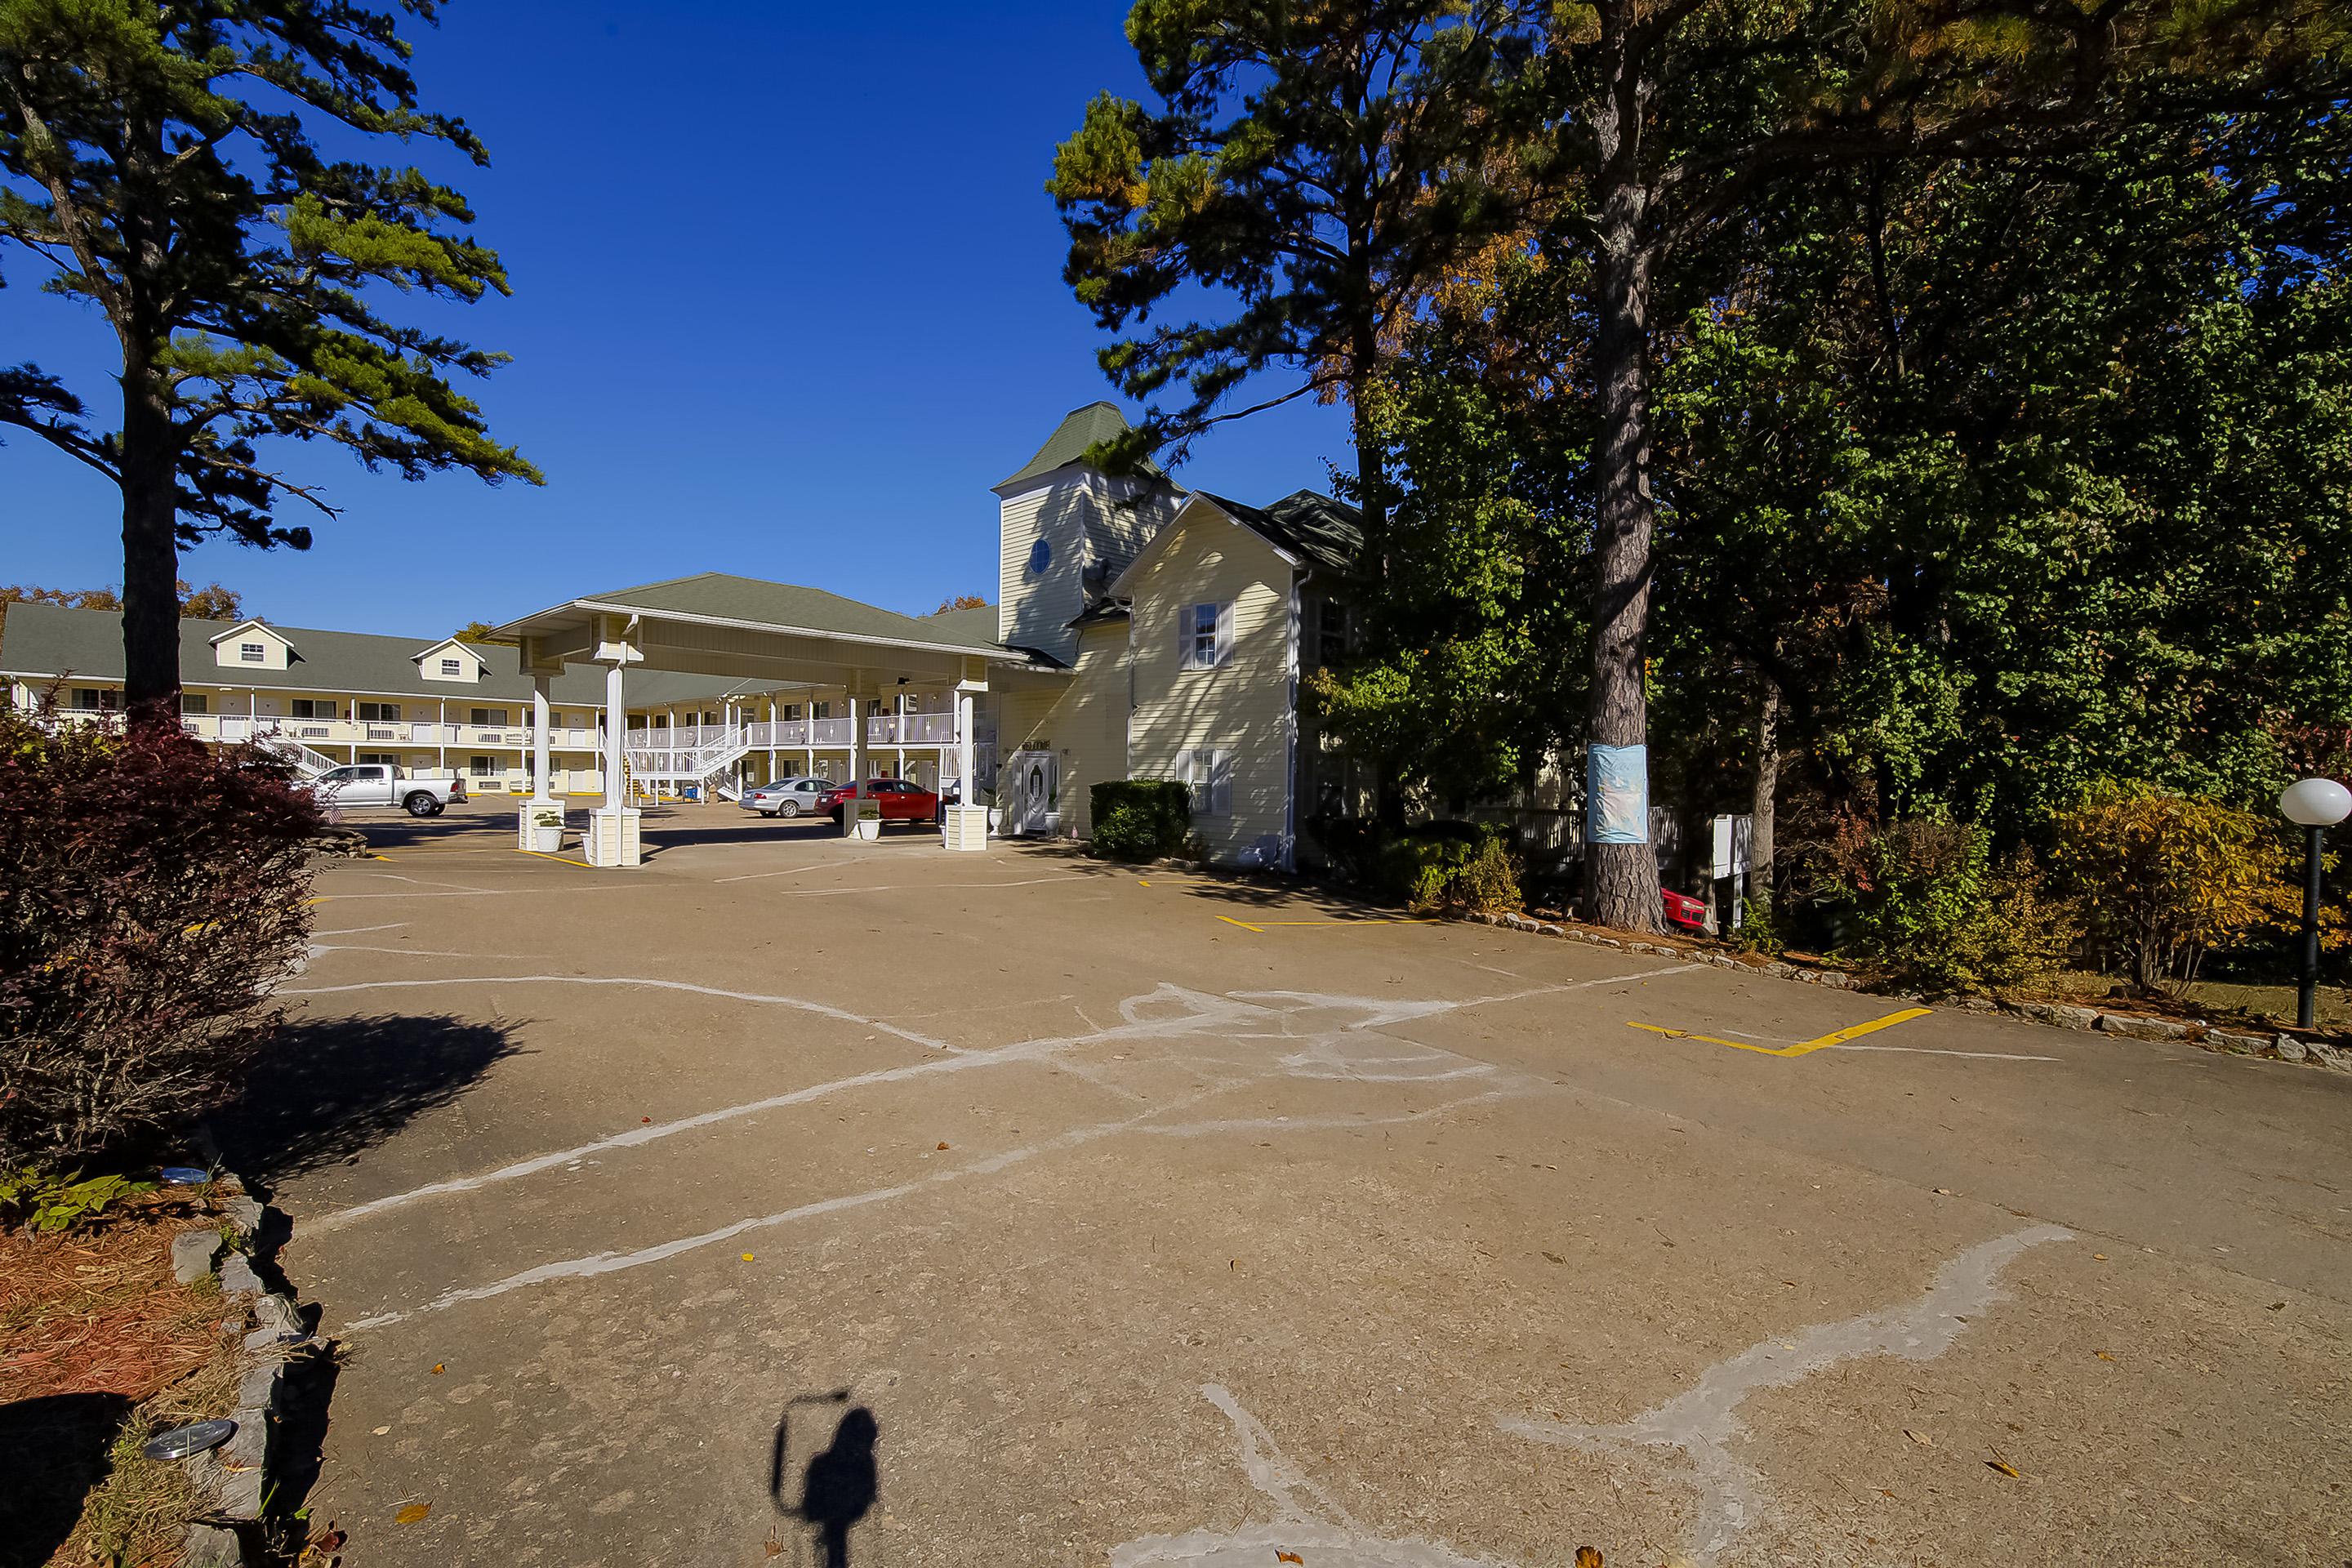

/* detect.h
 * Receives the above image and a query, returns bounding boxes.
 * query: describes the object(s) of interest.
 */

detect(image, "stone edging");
[1458,909,2352,1072]
[168,1172,332,1567]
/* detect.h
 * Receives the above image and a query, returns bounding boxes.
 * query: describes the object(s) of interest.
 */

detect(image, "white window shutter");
[1214,602,1234,666]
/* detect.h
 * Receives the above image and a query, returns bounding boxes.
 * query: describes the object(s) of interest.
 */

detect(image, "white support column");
[587,654,641,867]
[768,696,778,783]
[530,677,554,803]
[943,679,988,851]
[844,690,864,836]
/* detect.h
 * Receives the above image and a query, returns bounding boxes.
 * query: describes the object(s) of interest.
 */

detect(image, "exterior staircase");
[623,724,751,796]
[252,728,337,779]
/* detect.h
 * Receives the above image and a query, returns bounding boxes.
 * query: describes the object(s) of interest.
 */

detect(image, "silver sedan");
[742,777,834,817]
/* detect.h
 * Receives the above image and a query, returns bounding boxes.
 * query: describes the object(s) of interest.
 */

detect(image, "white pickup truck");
[306,763,469,817]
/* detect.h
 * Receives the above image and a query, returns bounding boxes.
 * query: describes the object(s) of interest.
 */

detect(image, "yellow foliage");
[2050,781,2328,993]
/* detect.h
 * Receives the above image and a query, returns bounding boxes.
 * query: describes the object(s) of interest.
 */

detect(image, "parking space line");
[520,849,595,868]
[1628,1006,1931,1058]
[1216,914,1439,933]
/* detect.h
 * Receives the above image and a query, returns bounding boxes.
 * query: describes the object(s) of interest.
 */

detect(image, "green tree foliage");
[1309,270,1588,816]
[0,0,541,715]
[1654,105,2352,858]
[1048,0,1520,526]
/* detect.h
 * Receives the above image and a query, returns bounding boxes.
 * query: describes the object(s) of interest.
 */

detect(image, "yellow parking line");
[1627,1007,1931,1058]
[1216,914,1266,932]
[520,849,595,869]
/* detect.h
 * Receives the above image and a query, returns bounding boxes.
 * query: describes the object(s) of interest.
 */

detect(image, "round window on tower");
[1027,537,1053,575]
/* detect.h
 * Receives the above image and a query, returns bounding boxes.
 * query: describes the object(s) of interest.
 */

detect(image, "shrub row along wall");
[1089,780,1192,862]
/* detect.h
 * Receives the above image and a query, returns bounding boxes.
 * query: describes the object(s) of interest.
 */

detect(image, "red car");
[818,779,940,823]
[1660,889,1708,933]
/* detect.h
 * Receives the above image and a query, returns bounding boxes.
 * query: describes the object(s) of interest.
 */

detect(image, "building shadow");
[0,1392,133,1567]
[769,1393,878,1568]
[208,1013,523,1184]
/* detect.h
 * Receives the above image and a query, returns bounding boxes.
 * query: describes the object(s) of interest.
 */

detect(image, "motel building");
[4,403,1369,868]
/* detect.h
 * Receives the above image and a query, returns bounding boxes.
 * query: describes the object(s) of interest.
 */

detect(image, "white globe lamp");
[2278,777,2350,1028]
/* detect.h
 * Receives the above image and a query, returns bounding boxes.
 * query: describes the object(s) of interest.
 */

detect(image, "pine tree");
[0,1,539,717]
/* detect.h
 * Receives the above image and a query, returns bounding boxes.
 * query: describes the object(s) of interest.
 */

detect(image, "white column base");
[585,807,643,867]
[941,804,991,852]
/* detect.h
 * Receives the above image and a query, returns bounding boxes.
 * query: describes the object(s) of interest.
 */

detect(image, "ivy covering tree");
[0,0,540,717]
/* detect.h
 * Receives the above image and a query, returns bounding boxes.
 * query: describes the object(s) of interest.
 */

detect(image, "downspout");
[1285,568,1311,873]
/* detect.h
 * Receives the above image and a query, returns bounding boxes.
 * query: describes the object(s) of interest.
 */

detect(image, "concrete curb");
[172,1171,332,1568]
[1455,909,2352,1072]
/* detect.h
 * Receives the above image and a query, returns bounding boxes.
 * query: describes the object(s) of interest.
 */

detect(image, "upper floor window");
[440,657,461,676]
[180,693,208,715]
[470,707,508,728]
[1185,602,1232,669]
[357,702,400,723]
[1027,537,1053,575]
[290,698,335,720]
[71,688,120,712]
[1317,601,1351,670]
[239,642,265,662]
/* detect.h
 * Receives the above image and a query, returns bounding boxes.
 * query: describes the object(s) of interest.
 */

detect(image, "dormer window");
[240,643,264,662]
[440,657,461,675]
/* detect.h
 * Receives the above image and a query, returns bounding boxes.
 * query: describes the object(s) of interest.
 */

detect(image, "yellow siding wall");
[996,479,1094,666]
[1126,512,1296,866]
[991,621,1130,838]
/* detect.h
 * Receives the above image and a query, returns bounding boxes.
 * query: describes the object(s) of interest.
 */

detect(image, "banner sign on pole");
[1587,744,1650,844]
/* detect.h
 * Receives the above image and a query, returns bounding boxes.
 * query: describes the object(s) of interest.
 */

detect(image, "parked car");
[742,777,834,817]
[819,779,940,824]
[305,763,468,817]
[1660,888,1708,934]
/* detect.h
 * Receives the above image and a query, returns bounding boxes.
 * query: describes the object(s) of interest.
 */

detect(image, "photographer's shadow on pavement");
[770,1393,879,1568]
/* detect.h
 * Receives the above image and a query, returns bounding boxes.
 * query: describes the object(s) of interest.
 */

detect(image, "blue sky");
[0,1,1349,635]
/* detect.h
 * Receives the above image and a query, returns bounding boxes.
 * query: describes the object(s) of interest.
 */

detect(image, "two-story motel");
[3,403,1368,866]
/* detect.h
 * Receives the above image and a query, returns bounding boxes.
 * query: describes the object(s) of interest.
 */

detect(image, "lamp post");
[2277,777,2351,1029]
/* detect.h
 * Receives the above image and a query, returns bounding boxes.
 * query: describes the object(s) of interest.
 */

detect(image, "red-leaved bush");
[0,701,321,1166]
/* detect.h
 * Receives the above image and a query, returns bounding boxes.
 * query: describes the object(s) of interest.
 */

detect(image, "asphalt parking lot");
[243,800,2352,1566]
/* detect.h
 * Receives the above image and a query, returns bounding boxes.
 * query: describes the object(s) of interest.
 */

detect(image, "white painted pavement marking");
[1833,1044,2060,1062]
[1111,1385,1512,1567]
[1499,1223,2073,1563]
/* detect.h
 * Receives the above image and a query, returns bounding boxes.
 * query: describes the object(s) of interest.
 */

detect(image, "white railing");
[252,728,337,778]
[866,711,959,745]
[624,724,752,783]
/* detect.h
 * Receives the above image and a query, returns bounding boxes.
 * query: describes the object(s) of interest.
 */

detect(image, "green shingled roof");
[996,401,1165,489]
[572,572,1007,653]
[0,602,770,707]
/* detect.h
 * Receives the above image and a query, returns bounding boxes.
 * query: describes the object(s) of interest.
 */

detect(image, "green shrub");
[1304,813,1385,884]
[1377,824,1523,915]
[1089,779,1192,861]
[0,1166,158,1235]
[1830,817,2071,993]
[1,703,318,1168]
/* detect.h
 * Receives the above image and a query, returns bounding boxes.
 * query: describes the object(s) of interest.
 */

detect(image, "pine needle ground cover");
[1,1189,240,1568]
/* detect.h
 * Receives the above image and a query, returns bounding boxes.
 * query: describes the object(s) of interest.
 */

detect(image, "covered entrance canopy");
[492,572,1031,863]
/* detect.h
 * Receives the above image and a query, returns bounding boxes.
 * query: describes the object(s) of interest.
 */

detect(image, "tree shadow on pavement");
[209,1013,523,1184]
[0,1392,133,1567]
[769,1392,878,1568]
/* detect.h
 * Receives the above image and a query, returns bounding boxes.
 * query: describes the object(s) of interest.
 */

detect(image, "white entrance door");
[1006,751,1058,836]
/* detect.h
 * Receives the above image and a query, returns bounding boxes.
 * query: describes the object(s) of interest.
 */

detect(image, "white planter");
[529,824,564,853]
[852,816,882,842]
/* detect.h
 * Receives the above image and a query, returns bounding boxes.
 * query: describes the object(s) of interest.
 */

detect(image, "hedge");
[1089,779,1193,861]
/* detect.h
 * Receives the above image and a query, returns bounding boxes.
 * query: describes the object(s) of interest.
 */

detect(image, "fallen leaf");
[1986,1459,2020,1478]
[1932,1187,1953,1196]
[372,1425,390,1436]
[1277,1553,1305,1565]
[1575,1549,1605,1568]
[641,1117,652,1124]
[429,1363,444,1376]
[395,1503,431,1524]
[937,1142,951,1151]
[2268,1301,2286,1312]
[742,1253,755,1263]
[1542,1251,1566,1265]
[1904,1429,1935,1447]
[1231,1259,1239,1270]
[1780,1280,1797,1287]
[2093,1254,2108,1261]
[1877,1490,1896,1499]
[2096,1351,2114,1362]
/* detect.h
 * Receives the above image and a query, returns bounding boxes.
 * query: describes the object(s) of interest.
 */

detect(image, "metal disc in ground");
[142,1418,237,1460]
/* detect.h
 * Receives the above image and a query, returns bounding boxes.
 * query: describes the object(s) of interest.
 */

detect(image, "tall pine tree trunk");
[1584,5,1662,933]
[118,354,181,723]
[1751,673,1780,906]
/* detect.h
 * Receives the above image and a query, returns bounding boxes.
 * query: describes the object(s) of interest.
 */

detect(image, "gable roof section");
[1203,489,1364,574]
[0,601,762,708]
[566,572,1010,656]
[996,401,1167,491]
